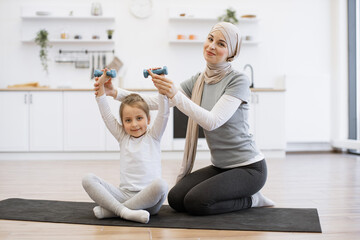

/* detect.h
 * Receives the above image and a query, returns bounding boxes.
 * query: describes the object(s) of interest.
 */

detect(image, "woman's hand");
[148,69,178,99]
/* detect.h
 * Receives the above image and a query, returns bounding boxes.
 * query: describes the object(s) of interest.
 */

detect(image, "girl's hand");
[148,69,178,99]
[94,78,115,96]
[97,68,112,85]
[94,70,116,97]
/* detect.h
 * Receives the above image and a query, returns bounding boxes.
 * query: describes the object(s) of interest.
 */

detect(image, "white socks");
[93,206,149,223]
[93,206,116,219]
[251,192,275,208]
[119,207,150,224]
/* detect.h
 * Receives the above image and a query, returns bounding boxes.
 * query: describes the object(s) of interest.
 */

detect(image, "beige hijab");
[176,22,242,182]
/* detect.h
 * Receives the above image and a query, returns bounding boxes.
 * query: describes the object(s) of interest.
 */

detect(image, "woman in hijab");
[94,22,274,216]
[149,22,274,215]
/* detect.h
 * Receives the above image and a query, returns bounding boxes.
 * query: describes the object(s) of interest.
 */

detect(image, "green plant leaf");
[35,29,52,73]
[218,8,239,24]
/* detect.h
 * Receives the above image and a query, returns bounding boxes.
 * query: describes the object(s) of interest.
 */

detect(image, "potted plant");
[106,29,114,39]
[218,8,239,25]
[34,29,51,73]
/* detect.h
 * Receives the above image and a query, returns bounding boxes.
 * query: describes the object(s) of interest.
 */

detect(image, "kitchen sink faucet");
[243,64,254,88]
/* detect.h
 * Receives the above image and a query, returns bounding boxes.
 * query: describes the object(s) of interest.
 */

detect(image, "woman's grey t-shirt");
[180,70,260,168]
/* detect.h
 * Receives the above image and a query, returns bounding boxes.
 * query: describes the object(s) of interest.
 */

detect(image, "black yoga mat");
[0,198,321,233]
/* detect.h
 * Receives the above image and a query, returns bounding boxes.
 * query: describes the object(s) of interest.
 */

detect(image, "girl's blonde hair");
[120,93,150,123]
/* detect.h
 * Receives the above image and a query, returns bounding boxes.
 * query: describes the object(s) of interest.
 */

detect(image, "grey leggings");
[168,159,267,215]
[82,173,168,215]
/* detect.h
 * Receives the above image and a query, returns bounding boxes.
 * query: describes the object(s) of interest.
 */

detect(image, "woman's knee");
[183,192,211,215]
[168,186,187,212]
[169,191,211,215]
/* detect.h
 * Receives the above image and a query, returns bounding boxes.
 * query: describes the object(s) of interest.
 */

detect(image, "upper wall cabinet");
[21,5,115,44]
[168,7,260,45]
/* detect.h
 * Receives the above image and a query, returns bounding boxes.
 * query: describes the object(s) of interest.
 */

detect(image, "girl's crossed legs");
[82,173,168,223]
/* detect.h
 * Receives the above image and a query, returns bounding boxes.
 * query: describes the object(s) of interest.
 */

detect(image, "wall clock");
[129,0,153,19]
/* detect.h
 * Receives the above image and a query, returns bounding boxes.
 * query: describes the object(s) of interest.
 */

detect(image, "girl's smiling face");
[203,31,229,64]
[121,105,150,138]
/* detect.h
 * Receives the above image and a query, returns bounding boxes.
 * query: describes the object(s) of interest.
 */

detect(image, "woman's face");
[203,30,229,64]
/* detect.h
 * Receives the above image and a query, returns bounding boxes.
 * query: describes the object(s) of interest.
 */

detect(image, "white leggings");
[82,173,168,216]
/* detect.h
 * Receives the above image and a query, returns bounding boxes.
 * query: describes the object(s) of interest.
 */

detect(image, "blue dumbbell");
[143,66,168,78]
[94,69,117,78]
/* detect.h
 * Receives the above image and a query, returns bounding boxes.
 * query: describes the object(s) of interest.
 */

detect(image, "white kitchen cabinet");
[0,89,286,158]
[0,91,63,151]
[29,92,63,151]
[0,90,174,153]
[249,91,286,150]
[63,91,105,151]
[0,92,29,151]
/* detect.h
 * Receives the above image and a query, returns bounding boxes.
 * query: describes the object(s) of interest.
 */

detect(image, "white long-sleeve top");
[96,94,169,191]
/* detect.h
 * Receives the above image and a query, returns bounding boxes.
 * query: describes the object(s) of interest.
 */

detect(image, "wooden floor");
[0,152,359,239]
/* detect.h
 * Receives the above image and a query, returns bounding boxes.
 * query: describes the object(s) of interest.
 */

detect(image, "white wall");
[0,0,348,145]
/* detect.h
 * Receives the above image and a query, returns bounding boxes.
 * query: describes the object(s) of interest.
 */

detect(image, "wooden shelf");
[168,8,260,46]
[169,16,259,23]
[21,6,116,46]
[169,39,260,45]
[22,16,115,20]
[22,39,115,44]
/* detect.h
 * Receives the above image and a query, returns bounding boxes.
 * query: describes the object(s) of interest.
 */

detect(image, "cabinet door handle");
[24,94,27,104]
[29,94,32,104]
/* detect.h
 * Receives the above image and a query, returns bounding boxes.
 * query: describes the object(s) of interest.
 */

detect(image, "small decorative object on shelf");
[106,29,114,39]
[35,11,51,16]
[91,2,103,16]
[177,34,186,40]
[245,35,253,41]
[189,34,197,40]
[218,8,239,24]
[241,14,257,19]
[60,29,69,39]
[34,29,51,73]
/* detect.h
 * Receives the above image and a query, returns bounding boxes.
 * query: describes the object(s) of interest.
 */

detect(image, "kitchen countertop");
[0,88,285,92]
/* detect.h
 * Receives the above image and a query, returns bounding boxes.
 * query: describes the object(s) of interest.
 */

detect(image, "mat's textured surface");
[0,198,321,232]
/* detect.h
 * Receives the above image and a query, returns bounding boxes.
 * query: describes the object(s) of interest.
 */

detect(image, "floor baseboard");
[331,139,360,153]
[286,142,333,152]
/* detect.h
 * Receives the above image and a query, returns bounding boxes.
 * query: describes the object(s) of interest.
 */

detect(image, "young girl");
[82,69,169,223]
